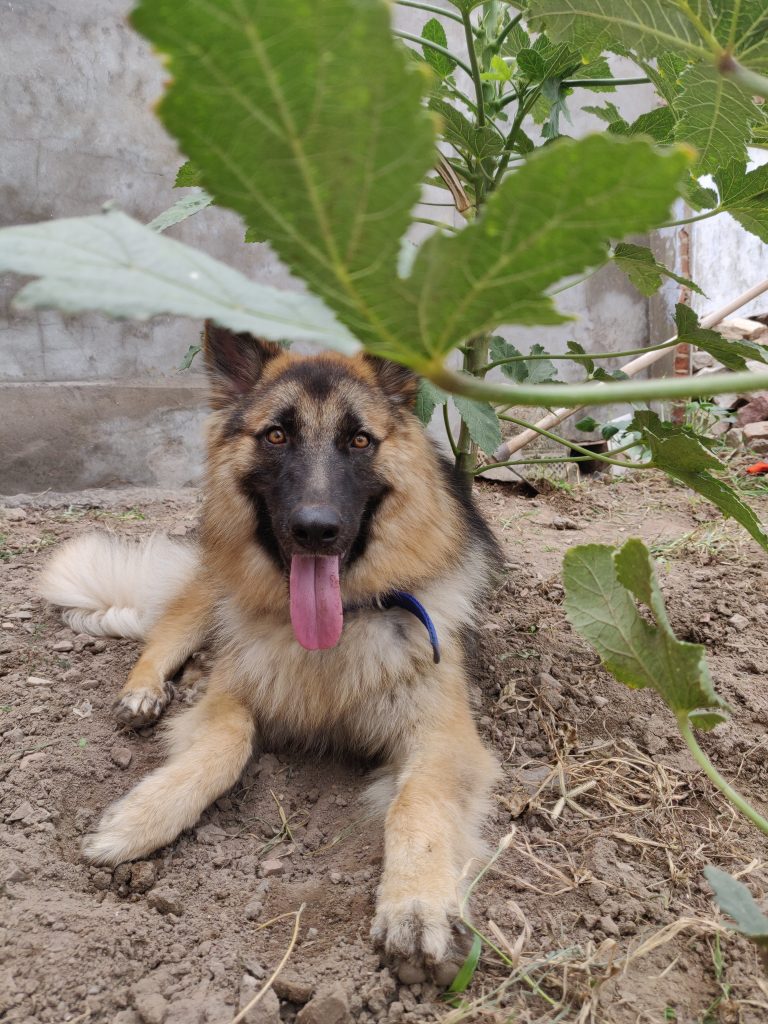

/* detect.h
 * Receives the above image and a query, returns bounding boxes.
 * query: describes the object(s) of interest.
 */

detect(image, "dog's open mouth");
[289,554,343,651]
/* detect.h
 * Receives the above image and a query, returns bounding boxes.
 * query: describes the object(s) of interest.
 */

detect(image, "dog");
[40,323,500,982]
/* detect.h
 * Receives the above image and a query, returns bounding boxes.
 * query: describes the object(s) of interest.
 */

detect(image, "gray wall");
[5,1,750,494]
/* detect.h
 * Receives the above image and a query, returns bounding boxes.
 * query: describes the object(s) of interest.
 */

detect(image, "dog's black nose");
[290,506,341,549]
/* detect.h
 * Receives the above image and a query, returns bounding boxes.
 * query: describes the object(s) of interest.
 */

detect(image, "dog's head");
[203,324,445,650]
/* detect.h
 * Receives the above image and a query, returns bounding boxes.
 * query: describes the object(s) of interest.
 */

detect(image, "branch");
[461,10,486,127]
[395,0,463,24]
[561,76,650,88]
[485,274,768,460]
[394,30,473,77]
[430,363,768,411]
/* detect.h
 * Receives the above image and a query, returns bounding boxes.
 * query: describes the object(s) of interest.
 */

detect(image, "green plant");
[705,867,768,971]
[0,1,768,519]
[563,537,768,836]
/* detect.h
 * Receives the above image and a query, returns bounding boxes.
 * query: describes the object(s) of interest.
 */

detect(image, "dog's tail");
[39,533,200,641]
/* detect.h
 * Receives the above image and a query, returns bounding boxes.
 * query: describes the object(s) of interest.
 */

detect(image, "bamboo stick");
[491,276,768,462]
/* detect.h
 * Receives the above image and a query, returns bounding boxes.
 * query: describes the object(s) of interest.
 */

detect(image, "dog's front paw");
[82,775,180,866]
[113,680,173,728]
[371,897,471,986]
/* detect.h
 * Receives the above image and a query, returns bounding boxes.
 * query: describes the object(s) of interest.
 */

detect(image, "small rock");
[113,1012,142,1024]
[1,507,27,521]
[273,973,314,1004]
[743,420,768,443]
[259,858,285,877]
[9,611,32,620]
[551,515,581,531]
[536,671,563,710]
[130,861,157,893]
[195,823,228,845]
[297,985,352,1024]
[147,887,183,916]
[111,745,133,769]
[113,863,132,887]
[244,898,263,921]
[52,640,74,652]
[736,393,768,427]
[3,861,28,883]
[26,675,54,687]
[238,976,281,1023]
[329,870,343,884]
[92,869,112,891]
[7,800,34,823]
[134,991,168,1024]
[169,524,188,537]
[729,613,750,632]
[598,915,620,937]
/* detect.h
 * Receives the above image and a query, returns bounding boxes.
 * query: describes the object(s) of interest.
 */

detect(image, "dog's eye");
[265,427,287,445]
[350,433,371,450]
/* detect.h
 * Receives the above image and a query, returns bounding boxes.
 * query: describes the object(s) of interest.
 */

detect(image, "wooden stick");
[491,276,768,462]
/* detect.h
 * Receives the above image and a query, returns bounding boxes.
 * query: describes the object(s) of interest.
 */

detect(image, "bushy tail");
[39,533,200,640]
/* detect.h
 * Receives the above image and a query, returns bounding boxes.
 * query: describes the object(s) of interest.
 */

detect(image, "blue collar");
[346,591,441,664]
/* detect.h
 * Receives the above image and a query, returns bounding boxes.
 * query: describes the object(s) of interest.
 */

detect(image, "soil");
[1,472,767,1024]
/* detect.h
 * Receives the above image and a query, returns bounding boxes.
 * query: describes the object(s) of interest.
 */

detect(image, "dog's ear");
[362,356,420,408]
[203,322,282,409]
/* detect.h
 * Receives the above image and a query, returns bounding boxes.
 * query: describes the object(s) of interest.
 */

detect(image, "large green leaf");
[421,18,456,77]
[612,243,702,297]
[608,107,676,145]
[451,396,503,455]
[674,64,763,173]
[527,1,768,115]
[705,866,768,947]
[429,98,503,162]
[527,1,710,61]
[563,539,730,727]
[393,135,691,358]
[415,380,448,426]
[715,161,768,243]
[631,410,768,551]
[489,336,558,384]
[675,303,768,370]
[0,210,358,352]
[131,0,436,355]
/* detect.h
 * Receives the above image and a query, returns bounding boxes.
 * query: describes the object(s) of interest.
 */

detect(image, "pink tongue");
[289,555,343,651]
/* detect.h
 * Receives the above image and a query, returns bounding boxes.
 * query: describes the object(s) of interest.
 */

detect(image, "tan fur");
[42,346,499,980]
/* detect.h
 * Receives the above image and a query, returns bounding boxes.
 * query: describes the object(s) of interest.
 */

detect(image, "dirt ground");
[1,470,768,1024]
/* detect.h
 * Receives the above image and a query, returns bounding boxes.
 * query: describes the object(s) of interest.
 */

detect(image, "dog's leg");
[114,579,213,728]
[371,687,497,984]
[85,675,254,865]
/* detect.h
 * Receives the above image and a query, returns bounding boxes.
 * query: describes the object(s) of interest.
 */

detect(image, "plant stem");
[443,401,459,457]
[480,338,678,372]
[561,76,650,88]
[493,88,541,185]
[474,452,645,473]
[394,30,473,77]
[677,715,768,836]
[426,364,768,409]
[662,207,722,228]
[461,10,486,127]
[493,12,523,52]
[721,59,768,101]
[411,216,458,231]
[394,0,464,24]
[497,414,642,464]
[456,334,490,480]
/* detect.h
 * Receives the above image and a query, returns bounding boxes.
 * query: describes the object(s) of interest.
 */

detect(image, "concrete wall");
[2,1,762,493]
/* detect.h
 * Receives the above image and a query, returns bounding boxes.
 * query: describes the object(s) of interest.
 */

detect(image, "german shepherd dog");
[40,325,500,982]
